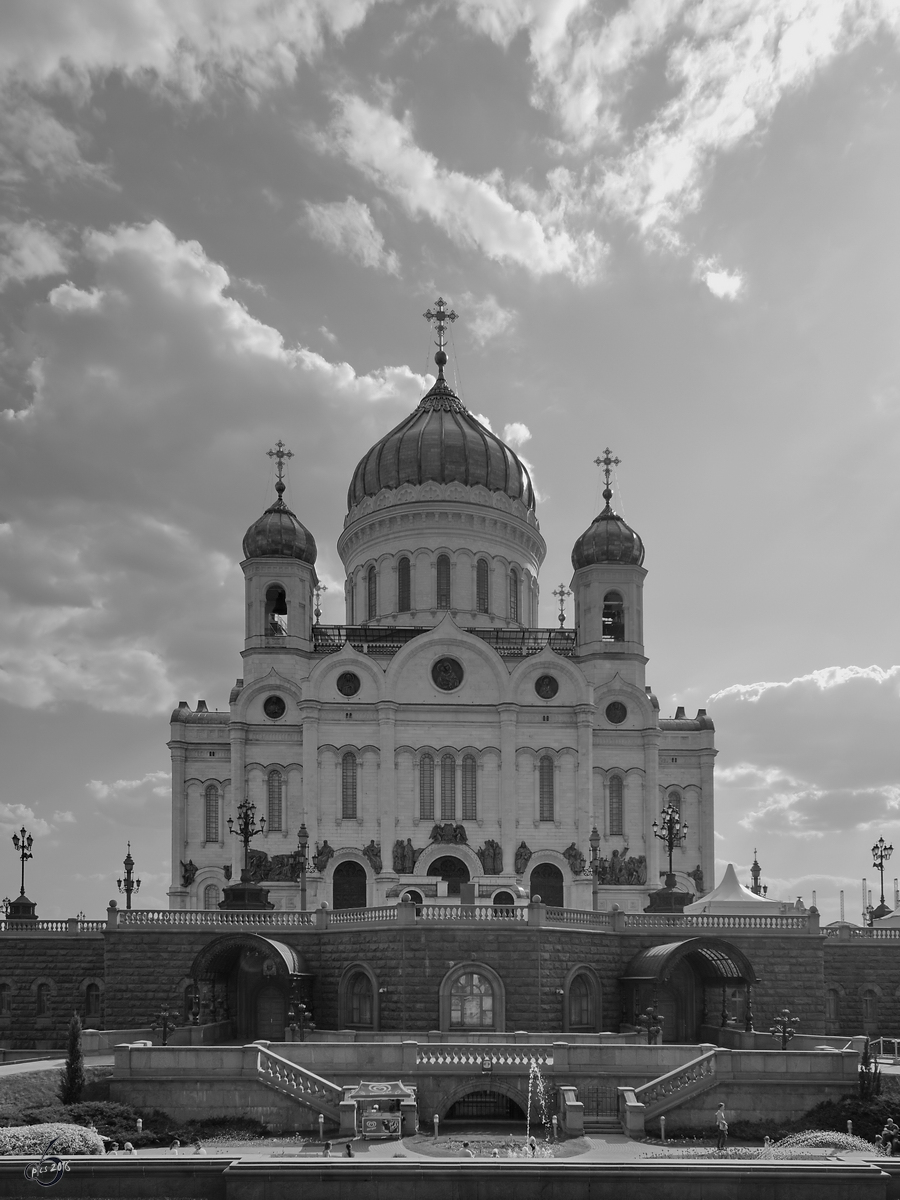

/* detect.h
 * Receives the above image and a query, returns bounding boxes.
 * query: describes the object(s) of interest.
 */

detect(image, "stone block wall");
[0,934,104,1049]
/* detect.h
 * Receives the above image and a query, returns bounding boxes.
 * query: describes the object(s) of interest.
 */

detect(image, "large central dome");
[347,373,535,512]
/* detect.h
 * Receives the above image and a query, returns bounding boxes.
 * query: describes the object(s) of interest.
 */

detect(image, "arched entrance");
[530,863,564,907]
[446,1091,525,1122]
[620,938,758,1043]
[333,861,367,909]
[428,855,469,897]
[190,934,310,1041]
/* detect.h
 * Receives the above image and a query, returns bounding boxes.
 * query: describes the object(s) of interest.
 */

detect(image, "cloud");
[502,421,531,449]
[304,197,400,274]
[0,219,431,713]
[0,89,114,187]
[0,801,52,837]
[86,770,171,804]
[460,292,516,344]
[328,93,607,283]
[695,257,744,300]
[0,220,69,289]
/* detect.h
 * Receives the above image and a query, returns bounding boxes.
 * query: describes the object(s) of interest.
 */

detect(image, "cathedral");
[168,299,715,917]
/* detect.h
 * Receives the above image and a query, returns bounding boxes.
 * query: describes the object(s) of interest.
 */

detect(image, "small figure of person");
[715,1102,728,1150]
[343,1142,354,1157]
[192,1139,206,1155]
[528,1136,537,1156]
[323,1141,333,1157]
[124,1142,137,1155]
[490,1148,500,1158]
[169,1138,181,1155]
[461,1141,475,1157]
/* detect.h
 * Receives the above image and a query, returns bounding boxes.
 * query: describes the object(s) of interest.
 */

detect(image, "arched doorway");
[530,863,564,907]
[333,861,367,909]
[428,855,469,897]
[493,891,515,907]
[189,934,309,1042]
[446,1091,525,1121]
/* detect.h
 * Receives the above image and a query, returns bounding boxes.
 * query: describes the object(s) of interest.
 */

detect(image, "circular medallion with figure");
[336,672,361,697]
[263,695,286,720]
[534,674,559,700]
[605,701,627,725]
[431,657,464,691]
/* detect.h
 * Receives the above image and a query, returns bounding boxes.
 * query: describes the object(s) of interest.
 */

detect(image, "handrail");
[417,904,527,922]
[633,1047,717,1116]
[116,909,315,928]
[417,1044,553,1069]
[256,1046,342,1120]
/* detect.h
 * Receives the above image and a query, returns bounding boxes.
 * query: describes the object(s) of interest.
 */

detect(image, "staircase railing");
[255,1045,342,1121]
[630,1046,718,1122]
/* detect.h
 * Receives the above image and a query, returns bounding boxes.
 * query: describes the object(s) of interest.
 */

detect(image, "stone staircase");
[582,1115,622,1136]
[255,1045,342,1123]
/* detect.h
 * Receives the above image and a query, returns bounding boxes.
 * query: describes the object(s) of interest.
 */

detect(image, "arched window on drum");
[476,559,489,614]
[398,557,411,612]
[436,555,451,609]
[608,775,624,837]
[267,769,283,832]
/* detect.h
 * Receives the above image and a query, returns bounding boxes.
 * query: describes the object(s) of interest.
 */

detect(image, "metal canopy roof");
[620,938,758,986]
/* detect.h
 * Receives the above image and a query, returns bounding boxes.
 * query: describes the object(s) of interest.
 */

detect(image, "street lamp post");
[872,836,894,914]
[652,803,688,890]
[296,823,310,912]
[227,797,266,881]
[117,842,142,910]
[151,1003,179,1046]
[11,827,33,896]
[589,826,601,911]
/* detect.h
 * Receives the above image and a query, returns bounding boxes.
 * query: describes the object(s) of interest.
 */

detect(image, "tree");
[859,1035,882,1099]
[59,1012,85,1105]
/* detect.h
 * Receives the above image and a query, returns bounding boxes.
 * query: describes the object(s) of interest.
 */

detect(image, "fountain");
[525,1057,549,1146]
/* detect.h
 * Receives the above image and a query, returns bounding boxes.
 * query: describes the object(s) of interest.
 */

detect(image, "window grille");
[609,775,623,836]
[205,784,219,843]
[267,770,283,831]
[342,752,358,820]
[398,557,411,612]
[476,560,489,613]
[450,972,494,1029]
[367,566,377,620]
[436,555,451,609]
[348,972,374,1026]
[568,975,592,1028]
[509,569,519,621]
[539,756,554,821]
[203,883,220,909]
[462,755,477,820]
[419,754,435,821]
[36,983,50,1017]
[85,983,101,1018]
[441,754,456,820]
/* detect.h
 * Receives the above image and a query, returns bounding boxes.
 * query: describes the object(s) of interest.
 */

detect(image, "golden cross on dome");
[423,297,458,352]
[552,582,571,628]
[594,447,621,490]
[266,440,293,499]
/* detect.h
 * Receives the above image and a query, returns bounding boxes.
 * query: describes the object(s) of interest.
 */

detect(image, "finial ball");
[603,487,612,502]
[434,349,447,368]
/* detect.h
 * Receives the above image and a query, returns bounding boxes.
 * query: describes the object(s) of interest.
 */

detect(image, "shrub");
[0,1123,105,1156]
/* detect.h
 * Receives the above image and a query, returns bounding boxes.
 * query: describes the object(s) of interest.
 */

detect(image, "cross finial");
[594,447,621,510]
[552,582,571,628]
[423,296,458,376]
[266,440,293,500]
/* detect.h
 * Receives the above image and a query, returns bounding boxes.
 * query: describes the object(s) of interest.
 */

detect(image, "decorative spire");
[266,440,294,506]
[553,582,571,627]
[423,296,458,377]
[594,447,621,512]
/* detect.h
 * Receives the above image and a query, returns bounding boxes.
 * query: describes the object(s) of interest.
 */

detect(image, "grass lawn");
[0,1066,112,1122]
[404,1134,589,1159]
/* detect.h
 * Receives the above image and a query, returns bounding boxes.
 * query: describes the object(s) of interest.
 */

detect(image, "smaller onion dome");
[571,453,644,568]
[242,441,317,563]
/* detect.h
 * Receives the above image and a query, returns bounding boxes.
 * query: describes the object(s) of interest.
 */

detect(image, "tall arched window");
[85,983,101,1019]
[450,973,494,1029]
[609,775,624,836]
[863,988,879,1026]
[825,989,839,1022]
[462,755,477,820]
[509,568,519,621]
[342,752,358,820]
[602,590,625,641]
[568,974,597,1031]
[348,579,355,625]
[267,770,283,831]
[476,560,489,613]
[348,972,374,1027]
[36,983,50,1017]
[539,756,554,822]
[436,555,451,609]
[203,883,220,909]
[205,784,219,843]
[441,754,456,820]
[398,556,411,612]
[419,754,435,821]
[367,566,377,620]
[264,584,287,635]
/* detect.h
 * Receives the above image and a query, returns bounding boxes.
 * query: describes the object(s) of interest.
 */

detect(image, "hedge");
[0,1123,105,1156]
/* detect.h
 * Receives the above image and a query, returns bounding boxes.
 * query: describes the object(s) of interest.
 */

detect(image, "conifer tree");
[59,1012,85,1105]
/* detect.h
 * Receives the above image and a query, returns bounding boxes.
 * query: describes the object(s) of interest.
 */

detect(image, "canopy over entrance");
[621,937,758,987]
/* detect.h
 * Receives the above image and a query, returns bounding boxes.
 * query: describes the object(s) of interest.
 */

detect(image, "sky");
[0,0,898,923]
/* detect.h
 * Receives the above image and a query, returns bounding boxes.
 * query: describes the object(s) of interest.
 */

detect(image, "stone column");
[169,743,187,898]
[498,704,518,871]
[642,729,661,891]
[377,701,398,872]
[229,722,247,881]
[699,747,716,894]
[575,704,594,840]
[300,703,321,851]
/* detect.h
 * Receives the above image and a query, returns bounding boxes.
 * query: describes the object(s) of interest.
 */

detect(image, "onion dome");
[347,352,535,512]
[242,441,317,563]
[571,450,644,568]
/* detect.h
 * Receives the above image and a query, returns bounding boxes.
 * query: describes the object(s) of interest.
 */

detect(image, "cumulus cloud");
[0,219,430,713]
[328,93,607,283]
[87,770,171,804]
[695,257,744,300]
[459,292,516,344]
[0,220,69,289]
[0,801,52,837]
[304,197,400,274]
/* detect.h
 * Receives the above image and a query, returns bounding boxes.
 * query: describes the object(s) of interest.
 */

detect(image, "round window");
[432,657,464,691]
[336,672,361,697]
[263,695,286,720]
[605,701,627,725]
[534,675,559,700]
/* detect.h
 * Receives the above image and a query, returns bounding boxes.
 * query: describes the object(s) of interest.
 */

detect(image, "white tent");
[683,863,787,915]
